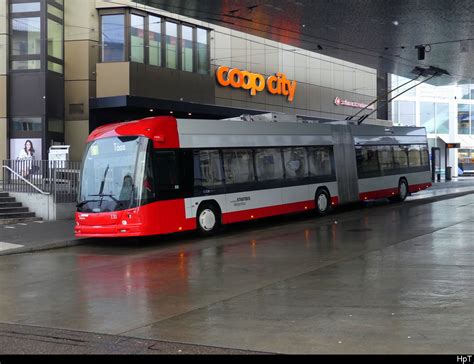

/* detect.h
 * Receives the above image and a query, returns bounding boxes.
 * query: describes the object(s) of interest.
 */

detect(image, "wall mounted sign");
[216,66,297,102]
[334,97,375,110]
[446,143,461,149]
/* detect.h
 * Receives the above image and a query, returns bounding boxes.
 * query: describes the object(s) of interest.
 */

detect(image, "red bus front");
[75,131,195,237]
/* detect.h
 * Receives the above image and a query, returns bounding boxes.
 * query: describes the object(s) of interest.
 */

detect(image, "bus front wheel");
[197,203,221,236]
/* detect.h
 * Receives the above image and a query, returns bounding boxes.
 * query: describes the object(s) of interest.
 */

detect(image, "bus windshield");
[78,136,153,213]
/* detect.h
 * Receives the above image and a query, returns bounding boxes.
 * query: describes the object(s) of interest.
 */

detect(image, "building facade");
[0,0,381,163]
[391,75,474,176]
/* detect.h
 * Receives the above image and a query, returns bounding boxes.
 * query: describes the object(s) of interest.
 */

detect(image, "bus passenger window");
[378,146,395,174]
[356,146,380,177]
[408,145,422,167]
[283,148,308,179]
[420,145,430,167]
[223,149,255,184]
[195,150,223,187]
[155,151,179,191]
[255,149,284,181]
[394,146,409,168]
[308,147,332,177]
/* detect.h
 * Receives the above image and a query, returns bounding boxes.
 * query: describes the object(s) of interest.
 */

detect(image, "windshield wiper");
[76,199,99,209]
[89,194,123,207]
[99,165,110,196]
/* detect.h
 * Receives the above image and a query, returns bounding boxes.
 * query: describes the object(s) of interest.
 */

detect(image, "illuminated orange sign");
[216,66,297,102]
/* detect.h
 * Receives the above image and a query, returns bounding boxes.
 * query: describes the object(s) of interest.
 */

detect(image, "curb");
[0,238,86,257]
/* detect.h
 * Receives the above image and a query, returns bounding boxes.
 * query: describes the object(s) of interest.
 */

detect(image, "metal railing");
[1,160,81,203]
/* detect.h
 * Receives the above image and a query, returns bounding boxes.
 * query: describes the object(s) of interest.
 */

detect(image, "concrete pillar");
[0,0,7,163]
[449,102,458,177]
[64,0,99,161]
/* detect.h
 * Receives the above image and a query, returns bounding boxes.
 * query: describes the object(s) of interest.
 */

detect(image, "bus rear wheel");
[315,189,331,216]
[390,179,409,202]
[197,203,221,236]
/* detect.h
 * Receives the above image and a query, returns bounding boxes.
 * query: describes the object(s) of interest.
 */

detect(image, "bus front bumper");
[75,224,144,238]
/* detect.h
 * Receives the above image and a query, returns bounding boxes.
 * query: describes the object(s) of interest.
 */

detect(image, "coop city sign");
[216,66,297,102]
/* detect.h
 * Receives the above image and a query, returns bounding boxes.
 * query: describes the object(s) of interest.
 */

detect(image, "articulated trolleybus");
[76,115,432,237]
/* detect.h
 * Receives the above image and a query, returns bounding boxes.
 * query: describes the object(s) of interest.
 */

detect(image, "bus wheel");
[315,189,331,216]
[197,203,221,236]
[391,179,409,202]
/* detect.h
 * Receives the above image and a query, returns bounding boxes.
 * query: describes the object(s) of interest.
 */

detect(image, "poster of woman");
[10,138,42,179]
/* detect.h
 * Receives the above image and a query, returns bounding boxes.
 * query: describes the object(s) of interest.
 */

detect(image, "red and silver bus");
[75,116,432,237]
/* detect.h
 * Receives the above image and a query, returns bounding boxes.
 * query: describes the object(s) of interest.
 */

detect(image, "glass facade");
[100,11,210,74]
[8,0,66,157]
[47,2,63,74]
[458,149,474,170]
[11,2,41,13]
[10,1,64,73]
[420,102,435,134]
[47,19,63,60]
[165,21,178,69]
[131,14,145,63]
[47,3,62,18]
[11,17,41,69]
[391,73,474,176]
[181,25,194,72]
[149,15,162,67]
[392,100,416,126]
[102,14,126,62]
[458,104,470,134]
[419,102,449,134]
[12,117,42,132]
[197,28,209,74]
[436,103,449,134]
[391,75,416,97]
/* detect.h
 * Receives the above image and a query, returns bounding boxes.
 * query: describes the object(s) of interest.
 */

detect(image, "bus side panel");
[185,182,340,225]
[282,184,310,206]
[224,188,283,223]
[222,182,339,223]
[358,171,432,200]
[188,195,227,222]
[222,201,314,224]
[307,182,339,204]
[406,170,432,193]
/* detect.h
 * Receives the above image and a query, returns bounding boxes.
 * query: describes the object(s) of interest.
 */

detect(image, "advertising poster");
[9,138,43,179]
[10,138,43,161]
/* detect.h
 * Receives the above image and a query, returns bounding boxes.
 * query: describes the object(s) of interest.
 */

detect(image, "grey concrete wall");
[10,193,76,221]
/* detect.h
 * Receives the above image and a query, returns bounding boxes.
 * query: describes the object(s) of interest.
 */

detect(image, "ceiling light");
[392,20,399,26]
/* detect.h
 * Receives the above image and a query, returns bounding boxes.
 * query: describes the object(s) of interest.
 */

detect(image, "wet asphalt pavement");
[0,185,473,354]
